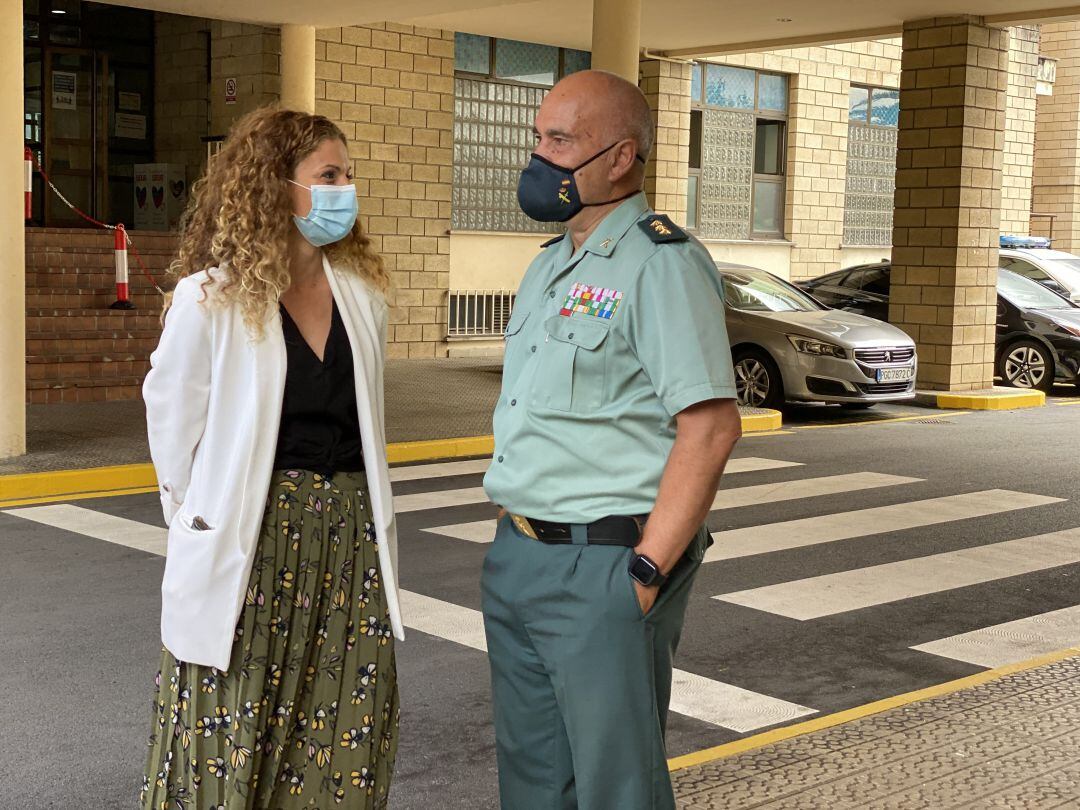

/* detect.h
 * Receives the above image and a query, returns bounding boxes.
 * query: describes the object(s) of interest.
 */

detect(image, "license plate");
[876,366,914,383]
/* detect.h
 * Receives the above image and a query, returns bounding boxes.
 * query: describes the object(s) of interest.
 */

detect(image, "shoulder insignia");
[540,234,565,248]
[638,214,688,244]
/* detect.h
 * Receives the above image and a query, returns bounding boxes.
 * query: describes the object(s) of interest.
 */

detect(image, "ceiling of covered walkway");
[102,0,1080,54]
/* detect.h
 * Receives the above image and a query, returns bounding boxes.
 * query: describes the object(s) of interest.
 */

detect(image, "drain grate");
[914,418,953,425]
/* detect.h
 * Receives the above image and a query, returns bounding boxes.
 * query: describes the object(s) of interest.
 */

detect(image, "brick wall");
[1033,21,1080,251]
[889,17,1006,391]
[706,40,902,280]
[154,13,210,186]
[209,22,281,137]
[640,59,691,225]
[315,23,454,359]
[1001,25,1040,237]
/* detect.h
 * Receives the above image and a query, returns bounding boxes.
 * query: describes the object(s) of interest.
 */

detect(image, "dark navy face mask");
[516,142,646,223]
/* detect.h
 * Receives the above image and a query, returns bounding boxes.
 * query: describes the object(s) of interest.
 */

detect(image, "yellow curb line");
[1052,399,1080,406]
[740,410,783,433]
[930,390,1045,410]
[386,436,494,465]
[0,486,160,510]
[0,412,780,505]
[666,645,1080,773]
[791,411,970,431]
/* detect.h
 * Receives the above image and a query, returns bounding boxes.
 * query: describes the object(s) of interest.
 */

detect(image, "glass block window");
[495,39,558,86]
[451,37,594,232]
[689,63,788,240]
[705,64,755,109]
[849,84,899,128]
[455,32,490,74]
[452,77,559,234]
[698,109,754,240]
[563,49,591,76]
[843,123,898,246]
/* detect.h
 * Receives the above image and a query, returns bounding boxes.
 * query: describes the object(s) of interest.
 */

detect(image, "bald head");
[547,70,655,162]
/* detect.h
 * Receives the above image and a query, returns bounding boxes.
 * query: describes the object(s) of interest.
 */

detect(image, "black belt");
[509,513,647,547]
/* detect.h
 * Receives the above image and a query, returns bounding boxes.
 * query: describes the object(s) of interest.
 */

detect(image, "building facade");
[19,2,1076,385]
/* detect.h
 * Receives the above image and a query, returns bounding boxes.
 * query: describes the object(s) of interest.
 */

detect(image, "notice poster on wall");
[52,71,76,110]
[225,77,237,105]
[118,91,142,111]
[115,113,147,140]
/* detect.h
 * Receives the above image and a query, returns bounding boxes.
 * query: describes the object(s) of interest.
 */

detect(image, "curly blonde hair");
[170,106,389,338]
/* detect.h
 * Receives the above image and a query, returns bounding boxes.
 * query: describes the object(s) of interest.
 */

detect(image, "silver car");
[717,265,918,409]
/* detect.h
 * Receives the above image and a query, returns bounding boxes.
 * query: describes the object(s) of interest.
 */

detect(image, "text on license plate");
[876,367,914,383]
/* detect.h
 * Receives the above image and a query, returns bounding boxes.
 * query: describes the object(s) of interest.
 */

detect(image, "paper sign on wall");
[52,71,76,110]
[225,77,237,105]
[115,113,147,140]
[118,91,142,111]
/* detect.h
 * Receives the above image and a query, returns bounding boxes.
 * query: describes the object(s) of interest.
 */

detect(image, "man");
[481,69,742,810]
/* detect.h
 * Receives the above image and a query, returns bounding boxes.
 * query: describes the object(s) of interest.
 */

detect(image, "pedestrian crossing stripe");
[2,503,817,733]
[6,454,1080,733]
[912,604,1080,668]
[714,528,1080,620]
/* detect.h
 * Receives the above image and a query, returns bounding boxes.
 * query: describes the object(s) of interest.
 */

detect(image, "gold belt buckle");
[510,513,539,540]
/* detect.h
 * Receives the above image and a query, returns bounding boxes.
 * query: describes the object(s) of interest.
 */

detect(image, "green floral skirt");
[141,469,399,810]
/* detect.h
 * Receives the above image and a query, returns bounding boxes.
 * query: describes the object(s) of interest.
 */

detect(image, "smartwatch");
[628,553,668,588]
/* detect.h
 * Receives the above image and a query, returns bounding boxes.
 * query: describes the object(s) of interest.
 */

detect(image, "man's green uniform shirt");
[482,192,737,522]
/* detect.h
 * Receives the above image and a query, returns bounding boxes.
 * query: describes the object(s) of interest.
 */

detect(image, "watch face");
[629,554,659,585]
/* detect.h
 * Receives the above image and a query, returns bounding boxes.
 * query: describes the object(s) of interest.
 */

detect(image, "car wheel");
[998,340,1055,391]
[733,349,784,409]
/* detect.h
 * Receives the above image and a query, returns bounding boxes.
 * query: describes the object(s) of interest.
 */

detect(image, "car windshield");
[1041,257,1080,293]
[721,271,823,313]
[998,268,1076,310]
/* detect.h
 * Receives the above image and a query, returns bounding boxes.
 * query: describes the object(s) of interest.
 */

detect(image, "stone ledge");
[915,386,1045,410]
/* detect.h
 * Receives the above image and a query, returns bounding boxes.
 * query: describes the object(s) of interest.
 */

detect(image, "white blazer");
[143,255,402,672]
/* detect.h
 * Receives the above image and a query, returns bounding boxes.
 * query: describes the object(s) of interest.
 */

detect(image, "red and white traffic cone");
[110,224,135,310]
[24,147,32,221]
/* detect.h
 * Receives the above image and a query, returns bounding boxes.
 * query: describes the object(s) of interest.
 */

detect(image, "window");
[844,84,899,247]
[452,34,591,232]
[999,257,1047,282]
[687,62,788,240]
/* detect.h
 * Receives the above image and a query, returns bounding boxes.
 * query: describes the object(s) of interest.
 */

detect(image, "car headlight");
[787,335,847,358]
[1050,318,1080,338]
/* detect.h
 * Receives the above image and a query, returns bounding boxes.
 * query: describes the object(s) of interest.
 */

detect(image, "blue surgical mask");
[289,180,358,246]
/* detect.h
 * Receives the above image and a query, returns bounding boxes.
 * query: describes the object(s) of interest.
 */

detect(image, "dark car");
[800,263,1080,391]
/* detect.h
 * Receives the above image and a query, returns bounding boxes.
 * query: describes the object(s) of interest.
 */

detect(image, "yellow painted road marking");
[791,411,970,430]
[1051,398,1080,406]
[666,645,1080,772]
[0,486,159,510]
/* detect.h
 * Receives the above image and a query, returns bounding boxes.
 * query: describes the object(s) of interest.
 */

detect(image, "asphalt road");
[2,392,1080,809]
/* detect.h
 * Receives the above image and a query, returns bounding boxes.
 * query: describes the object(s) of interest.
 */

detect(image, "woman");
[140,106,402,809]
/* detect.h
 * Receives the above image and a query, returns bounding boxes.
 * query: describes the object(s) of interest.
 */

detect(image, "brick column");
[0,0,24,457]
[889,16,1007,392]
[154,14,211,185]
[639,59,691,224]
[209,22,281,136]
[317,24,454,358]
[1033,21,1080,251]
[786,72,849,281]
[1001,25,1040,237]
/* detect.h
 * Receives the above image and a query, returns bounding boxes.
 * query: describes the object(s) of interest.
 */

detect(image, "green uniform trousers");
[481,514,709,810]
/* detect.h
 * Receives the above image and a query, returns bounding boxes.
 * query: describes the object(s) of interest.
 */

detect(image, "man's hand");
[633,580,659,616]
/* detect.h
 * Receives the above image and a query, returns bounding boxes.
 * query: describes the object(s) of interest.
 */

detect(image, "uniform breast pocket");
[536,315,611,412]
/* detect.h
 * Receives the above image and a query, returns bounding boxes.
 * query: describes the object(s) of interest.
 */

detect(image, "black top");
[274,300,365,476]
